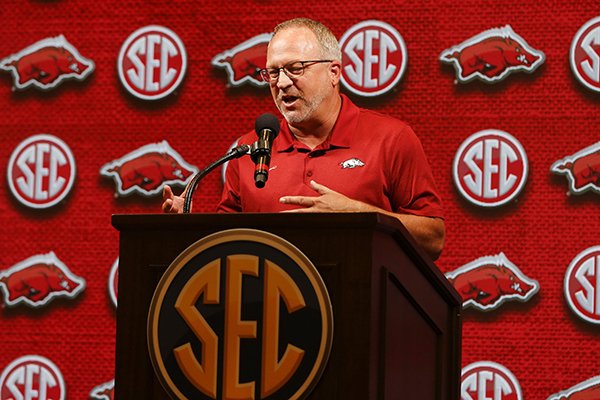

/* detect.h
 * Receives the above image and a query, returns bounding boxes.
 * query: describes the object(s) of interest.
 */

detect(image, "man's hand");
[279,180,367,212]
[162,185,185,213]
[280,180,445,260]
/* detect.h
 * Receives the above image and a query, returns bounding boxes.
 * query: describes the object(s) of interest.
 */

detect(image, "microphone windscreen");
[255,113,281,137]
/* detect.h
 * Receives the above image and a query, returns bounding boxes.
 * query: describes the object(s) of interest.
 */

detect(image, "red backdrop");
[0,0,598,398]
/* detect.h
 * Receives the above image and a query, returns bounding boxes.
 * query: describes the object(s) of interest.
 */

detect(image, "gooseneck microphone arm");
[183,144,250,214]
[182,113,280,213]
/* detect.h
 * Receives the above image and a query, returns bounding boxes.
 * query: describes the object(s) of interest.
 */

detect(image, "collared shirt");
[218,94,443,218]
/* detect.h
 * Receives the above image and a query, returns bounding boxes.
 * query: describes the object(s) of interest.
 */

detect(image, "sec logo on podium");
[147,229,333,400]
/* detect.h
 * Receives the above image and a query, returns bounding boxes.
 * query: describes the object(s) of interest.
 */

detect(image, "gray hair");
[272,18,342,61]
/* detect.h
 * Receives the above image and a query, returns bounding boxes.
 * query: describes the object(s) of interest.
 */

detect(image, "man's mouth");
[281,95,299,107]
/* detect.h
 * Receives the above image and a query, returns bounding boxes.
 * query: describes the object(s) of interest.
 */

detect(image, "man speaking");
[162,18,445,260]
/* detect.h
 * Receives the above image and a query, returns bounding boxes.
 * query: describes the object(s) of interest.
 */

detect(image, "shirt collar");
[276,93,359,152]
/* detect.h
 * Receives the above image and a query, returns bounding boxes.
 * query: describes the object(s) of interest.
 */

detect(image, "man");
[162,18,445,260]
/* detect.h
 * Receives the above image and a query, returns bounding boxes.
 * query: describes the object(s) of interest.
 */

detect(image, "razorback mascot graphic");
[445,252,539,311]
[551,141,600,195]
[212,33,272,87]
[89,379,114,400]
[440,25,545,84]
[0,35,94,91]
[0,252,85,308]
[547,376,600,400]
[100,140,198,197]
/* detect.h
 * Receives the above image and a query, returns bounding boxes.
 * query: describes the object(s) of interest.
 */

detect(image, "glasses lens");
[268,69,280,79]
[284,62,304,77]
[259,69,273,82]
[262,61,321,82]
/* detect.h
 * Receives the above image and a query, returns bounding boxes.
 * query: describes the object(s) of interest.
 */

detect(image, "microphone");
[251,113,280,188]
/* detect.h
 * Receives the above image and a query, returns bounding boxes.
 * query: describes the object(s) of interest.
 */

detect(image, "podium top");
[112,212,460,306]
[112,211,399,231]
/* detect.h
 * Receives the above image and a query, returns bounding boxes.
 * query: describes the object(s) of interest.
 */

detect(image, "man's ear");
[329,60,342,86]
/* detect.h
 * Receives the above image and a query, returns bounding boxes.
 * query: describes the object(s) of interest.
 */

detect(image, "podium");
[112,212,461,399]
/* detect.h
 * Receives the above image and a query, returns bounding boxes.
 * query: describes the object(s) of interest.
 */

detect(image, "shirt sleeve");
[388,125,444,219]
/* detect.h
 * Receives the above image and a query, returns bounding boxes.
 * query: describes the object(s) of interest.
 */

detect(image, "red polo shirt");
[218,94,443,218]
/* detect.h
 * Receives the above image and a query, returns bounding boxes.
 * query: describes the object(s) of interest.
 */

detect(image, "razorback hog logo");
[0,252,85,308]
[440,25,545,84]
[89,379,115,400]
[0,35,94,91]
[100,141,198,197]
[340,158,365,169]
[551,141,600,195]
[547,376,600,400]
[212,33,271,87]
[445,252,539,311]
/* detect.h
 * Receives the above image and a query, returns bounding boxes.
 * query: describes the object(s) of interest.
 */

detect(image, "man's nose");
[276,70,294,89]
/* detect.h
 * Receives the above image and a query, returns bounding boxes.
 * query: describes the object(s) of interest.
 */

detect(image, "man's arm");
[280,180,445,260]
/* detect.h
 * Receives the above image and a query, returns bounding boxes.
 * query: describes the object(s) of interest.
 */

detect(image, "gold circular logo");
[148,229,333,400]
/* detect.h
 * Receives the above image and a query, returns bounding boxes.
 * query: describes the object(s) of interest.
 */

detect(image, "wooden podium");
[112,212,461,399]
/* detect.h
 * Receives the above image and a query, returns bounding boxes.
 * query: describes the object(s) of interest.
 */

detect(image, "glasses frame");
[260,60,333,83]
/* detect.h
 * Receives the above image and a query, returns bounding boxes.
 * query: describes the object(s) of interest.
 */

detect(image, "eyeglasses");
[259,60,333,83]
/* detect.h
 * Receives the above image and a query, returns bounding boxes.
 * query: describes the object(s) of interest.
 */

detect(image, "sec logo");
[453,130,528,207]
[461,361,522,400]
[7,134,76,209]
[0,355,66,400]
[339,20,407,97]
[118,25,187,100]
[564,246,600,324]
[148,229,333,400]
[570,16,600,92]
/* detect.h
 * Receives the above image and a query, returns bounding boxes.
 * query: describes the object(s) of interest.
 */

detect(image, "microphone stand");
[183,144,250,213]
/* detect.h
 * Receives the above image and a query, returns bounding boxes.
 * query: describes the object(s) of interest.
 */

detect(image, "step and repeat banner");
[0,1,598,399]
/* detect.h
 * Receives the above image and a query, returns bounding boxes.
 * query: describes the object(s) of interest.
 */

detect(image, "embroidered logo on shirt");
[340,158,365,169]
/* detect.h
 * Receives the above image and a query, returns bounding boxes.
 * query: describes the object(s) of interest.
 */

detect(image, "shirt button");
[306,171,313,177]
